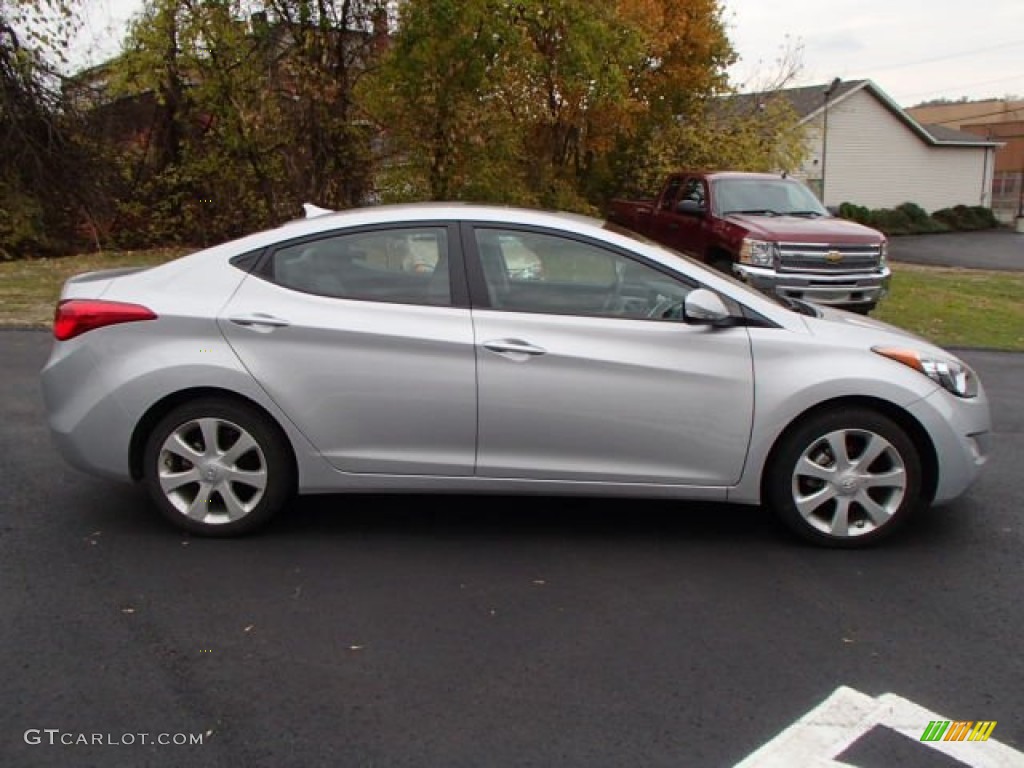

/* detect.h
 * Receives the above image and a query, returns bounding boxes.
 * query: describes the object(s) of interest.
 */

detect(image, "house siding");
[796,89,991,212]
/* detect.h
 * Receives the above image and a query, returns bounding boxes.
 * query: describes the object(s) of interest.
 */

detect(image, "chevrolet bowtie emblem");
[826,250,843,263]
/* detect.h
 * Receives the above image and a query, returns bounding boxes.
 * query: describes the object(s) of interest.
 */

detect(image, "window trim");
[460,221,701,321]
[229,247,267,273]
[253,221,470,308]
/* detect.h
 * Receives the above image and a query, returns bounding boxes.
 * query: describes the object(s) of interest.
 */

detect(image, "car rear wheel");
[767,408,923,547]
[143,398,293,536]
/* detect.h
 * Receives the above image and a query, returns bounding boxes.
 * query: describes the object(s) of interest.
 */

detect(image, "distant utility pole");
[821,77,841,206]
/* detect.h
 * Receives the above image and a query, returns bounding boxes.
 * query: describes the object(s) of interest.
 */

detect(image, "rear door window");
[268,227,452,306]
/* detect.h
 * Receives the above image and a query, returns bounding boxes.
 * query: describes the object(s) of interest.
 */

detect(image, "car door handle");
[228,313,291,329]
[483,339,547,357]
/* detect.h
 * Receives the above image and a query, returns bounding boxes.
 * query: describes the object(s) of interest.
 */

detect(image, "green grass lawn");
[874,264,1024,351]
[0,249,187,327]
[2,251,1022,351]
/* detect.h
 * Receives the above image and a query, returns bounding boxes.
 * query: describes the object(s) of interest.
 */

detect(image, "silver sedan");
[40,204,991,546]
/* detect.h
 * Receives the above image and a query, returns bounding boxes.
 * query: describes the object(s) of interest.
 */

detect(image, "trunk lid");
[60,267,153,301]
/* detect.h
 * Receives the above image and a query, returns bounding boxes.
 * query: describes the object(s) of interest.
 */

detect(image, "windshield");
[713,177,828,218]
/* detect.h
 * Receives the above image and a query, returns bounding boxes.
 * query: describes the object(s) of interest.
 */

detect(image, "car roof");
[164,201,799,331]
[180,203,625,270]
[280,202,605,236]
[693,171,793,181]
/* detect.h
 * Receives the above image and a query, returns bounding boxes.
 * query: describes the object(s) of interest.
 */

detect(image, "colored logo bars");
[921,721,997,742]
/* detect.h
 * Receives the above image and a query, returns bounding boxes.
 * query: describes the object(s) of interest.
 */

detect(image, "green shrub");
[0,184,52,259]
[838,202,871,225]
[968,206,998,228]
[932,208,958,229]
[895,202,929,225]
[896,202,948,233]
[923,218,950,233]
[838,200,1000,235]
[867,207,913,235]
[955,205,987,230]
[932,205,999,231]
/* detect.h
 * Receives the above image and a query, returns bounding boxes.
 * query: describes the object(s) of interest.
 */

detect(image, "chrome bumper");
[733,264,891,308]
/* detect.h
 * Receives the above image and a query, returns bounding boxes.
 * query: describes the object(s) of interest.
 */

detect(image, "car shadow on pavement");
[63,479,975,553]
[268,492,972,551]
[275,493,784,545]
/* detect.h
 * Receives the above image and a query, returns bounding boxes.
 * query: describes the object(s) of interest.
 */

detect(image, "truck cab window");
[682,179,706,207]
[661,178,683,210]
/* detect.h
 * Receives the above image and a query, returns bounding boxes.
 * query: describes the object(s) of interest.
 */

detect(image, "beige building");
[905,99,1024,135]
[774,80,1002,212]
[906,99,1024,221]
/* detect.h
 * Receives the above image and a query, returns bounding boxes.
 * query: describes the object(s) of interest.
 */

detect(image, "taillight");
[53,300,157,341]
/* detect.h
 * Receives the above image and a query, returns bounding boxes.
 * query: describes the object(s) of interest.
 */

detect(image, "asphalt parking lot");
[889,229,1023,271]
[2,329,1023,767]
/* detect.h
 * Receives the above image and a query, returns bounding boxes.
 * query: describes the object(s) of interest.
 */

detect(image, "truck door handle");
[637,207,652,215]
[483,339,547,358]
[228,313,291,329]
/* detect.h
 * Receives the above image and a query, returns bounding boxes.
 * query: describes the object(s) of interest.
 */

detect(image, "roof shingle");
[732,79,1001,147]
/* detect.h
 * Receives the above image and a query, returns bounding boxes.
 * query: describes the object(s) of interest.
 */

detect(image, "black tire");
[143,398,294,536]
[766,408,923,547]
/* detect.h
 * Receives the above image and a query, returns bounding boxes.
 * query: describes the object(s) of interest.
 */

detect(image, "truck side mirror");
[676,199,706,216]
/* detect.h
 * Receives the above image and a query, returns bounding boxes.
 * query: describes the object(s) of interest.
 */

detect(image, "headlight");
[873,347,979,398]
[738,238,778,267]
[879,240,888,268]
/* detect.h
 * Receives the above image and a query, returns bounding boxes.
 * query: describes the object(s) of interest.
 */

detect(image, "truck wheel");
[766,408,923,547]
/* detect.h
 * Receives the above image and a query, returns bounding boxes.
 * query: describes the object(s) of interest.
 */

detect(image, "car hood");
[725,214,884,244]
[801,304,963,363]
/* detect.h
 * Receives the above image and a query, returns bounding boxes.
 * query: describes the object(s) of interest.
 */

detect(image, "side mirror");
[684,289,731,326]
[676,199,706,216]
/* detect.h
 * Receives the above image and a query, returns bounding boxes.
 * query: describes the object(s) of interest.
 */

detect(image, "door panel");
[466,225,755,486]
[473,311,753,484]
[666,177,709,258]
[219,226,476,476]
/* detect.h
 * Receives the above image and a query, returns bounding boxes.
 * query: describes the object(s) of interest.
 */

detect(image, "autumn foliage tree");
[364,0,526,203]
[370,0,803,211]
[2,0,807,255]
[106,0,387,246]
[0,0,86,256]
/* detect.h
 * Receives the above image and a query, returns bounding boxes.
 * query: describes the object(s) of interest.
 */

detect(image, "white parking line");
[735,685,1024,767]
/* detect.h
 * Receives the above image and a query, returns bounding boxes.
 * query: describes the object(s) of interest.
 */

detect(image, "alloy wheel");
[157,417,268,525]
[790,428,908,538]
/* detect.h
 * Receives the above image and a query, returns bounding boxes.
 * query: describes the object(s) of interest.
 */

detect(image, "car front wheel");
[767,408,923,547]
[143,398,293,536]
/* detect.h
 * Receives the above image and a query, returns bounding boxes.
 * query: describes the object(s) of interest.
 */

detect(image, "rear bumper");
[41,340,136,482]
[734,265,891,308]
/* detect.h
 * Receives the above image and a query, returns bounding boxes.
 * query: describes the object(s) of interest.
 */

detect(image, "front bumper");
[734,264,891,308]
[907,384,992,504]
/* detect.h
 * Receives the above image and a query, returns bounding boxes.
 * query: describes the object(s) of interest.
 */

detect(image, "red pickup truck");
[608,171,890,312]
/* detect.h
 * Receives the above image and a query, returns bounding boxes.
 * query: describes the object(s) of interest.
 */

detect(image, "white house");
[772,80,1001,212]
